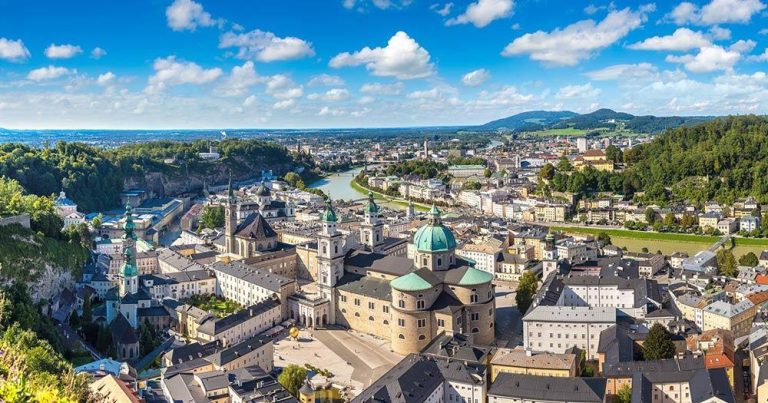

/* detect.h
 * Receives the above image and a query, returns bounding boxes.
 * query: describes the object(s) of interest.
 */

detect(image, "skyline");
[0,0,768,129]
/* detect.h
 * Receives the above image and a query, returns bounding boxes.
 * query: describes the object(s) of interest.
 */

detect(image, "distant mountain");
[480,110,578,130]
[480,108,715,134]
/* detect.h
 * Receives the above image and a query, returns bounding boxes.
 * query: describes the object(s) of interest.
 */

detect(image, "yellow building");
[490,347,577,381]
[702,300,756,339]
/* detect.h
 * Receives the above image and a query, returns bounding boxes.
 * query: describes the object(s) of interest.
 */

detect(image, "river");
[309,167,366,202]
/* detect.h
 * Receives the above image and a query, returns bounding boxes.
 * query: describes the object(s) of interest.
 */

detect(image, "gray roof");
[488,373,606,402]
[336,274,392,301]
[206,334,272,366]
[197,297,280,336]
[523,306,617,323]
[210,261,294,292]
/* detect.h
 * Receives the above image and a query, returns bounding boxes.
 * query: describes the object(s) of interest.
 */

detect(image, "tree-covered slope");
[624,115,768,204]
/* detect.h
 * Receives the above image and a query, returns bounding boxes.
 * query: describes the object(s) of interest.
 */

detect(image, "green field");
[350,179,431,211]
[549,226,768,258]
[532,128,588,136]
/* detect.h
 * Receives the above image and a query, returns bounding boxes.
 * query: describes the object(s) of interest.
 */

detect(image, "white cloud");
[273,99,296,109]
[307,88,350,101]
[760,28,768,35]
[430,2,454,16]
[343,0,410,10]
[461,68,490,86]
[667,0,766,25]
[44,44,82,59]
[166,0,217,31]
[555,83,601,99]
[709,26,732,40]
[358,96,375,104]
[469,86,534,107]
[628,28,711,51]
[585,63,659,81]
[730,39,756,53]
[666,45,741,72]
[27,66,74,81]
[91,47,107,59]
[96,72,116,86]
[502,7,649,66]
[318,106,345,116]
[243,95,257,107]
[330,31,434,79]
[265,75,303,99]
[446,0,514,28]
[748,48,768,61]
[216,61,261,96]
[219,29,315,62]
[146,56,223,93]
[360,82,405,95]
[308,74,345,87]
[0,38,30,61]
[407,88,440,99]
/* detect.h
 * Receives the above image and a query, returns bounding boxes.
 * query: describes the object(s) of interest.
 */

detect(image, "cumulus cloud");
[666,45,741,72]
[219,29,315,62]
[360,82,405,95]
[308,74,345,87]
[628,28,711,51]
[585,63,660,81]
[555,83,601,99]
[91,47,107,59]
[469,86,534,108]
[748,48,768,61]
[27,66,75,81]
[342,0,411,11]
[667,0,765,25]
[330,31,434,79]
[709,26,732,40]
[264,75,303,99]
[44,44,83,59]
[461,68,490,86]
[446,0,514,28]
[407,88,441,99]
[216,61,261,97]
[307,88,350,101]
[273,99,296,109]
[502,7,650,66]
[166,0,218,31]
[146,56,223,93]
[0,38,30,61]
[96,72,116,86]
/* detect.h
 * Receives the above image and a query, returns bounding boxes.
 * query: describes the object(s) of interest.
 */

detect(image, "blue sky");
[1,0,767,129]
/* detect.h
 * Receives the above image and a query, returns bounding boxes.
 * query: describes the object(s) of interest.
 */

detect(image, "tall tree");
[642,323,676,361]
[515,270,539,314]
[739,252,759,267]
[716,249,738,277]
[278,364,307,397]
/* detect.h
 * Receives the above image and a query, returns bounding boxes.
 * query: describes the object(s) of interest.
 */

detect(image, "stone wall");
[0,213,31,229]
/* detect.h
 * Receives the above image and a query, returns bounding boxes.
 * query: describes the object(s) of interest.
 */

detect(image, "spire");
[122,204,136,241]
[321,197,338,223]
[364,191,379,214]
[227,171,235,203]
[428,203,442,225]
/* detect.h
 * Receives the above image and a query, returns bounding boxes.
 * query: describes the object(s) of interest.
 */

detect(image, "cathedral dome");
[364,192,379,214]
[413,204,456,252]
[320,199,337,222]
[255,181,271,196]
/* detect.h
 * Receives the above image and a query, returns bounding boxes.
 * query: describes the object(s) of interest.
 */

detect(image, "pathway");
[314,327,402,386]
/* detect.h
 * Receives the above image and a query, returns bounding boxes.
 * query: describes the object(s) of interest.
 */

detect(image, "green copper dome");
[413,204,456,252]
[414,224,456,252]
[391,272,433,292]
[364,192,379,214]
[121,248,139,277]
[459,267,493,286]
[321,200,337,222]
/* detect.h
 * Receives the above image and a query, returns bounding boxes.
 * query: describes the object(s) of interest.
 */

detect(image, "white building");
[522,306,616,359]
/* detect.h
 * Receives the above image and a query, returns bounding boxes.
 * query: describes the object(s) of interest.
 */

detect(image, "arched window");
[383,320,389,325]
[398,300,405,308]
[472,327,479,333]
[369,316,374,321]
[418,335,426,340]
[398,334,405,339]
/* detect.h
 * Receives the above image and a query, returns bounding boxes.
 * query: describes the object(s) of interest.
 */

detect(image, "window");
[418,335,426,340]
[417,319,426,328]
[398,300,405,308]
[471,313,479,321]
[417,300,425,309]
[340,295,347,302]
[471,327,479,333]
[437,258,442,266]
[470,294,478,303]
[437,319,445,327]
[383,306,389,313]
[398,318,405,327]
[368,302,375,310]
[399,334,405,339]
[354,298,361,306]
[369,316,374,321]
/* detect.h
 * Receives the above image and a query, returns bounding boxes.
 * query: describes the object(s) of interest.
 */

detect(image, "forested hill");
[623,115,768,204]
[0,139,308,212]
[480,108,713,133]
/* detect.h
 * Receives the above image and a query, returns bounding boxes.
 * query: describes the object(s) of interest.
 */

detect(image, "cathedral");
[316,194,497,355]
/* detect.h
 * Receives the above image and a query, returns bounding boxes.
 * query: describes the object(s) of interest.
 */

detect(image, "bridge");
[707,235,732,252]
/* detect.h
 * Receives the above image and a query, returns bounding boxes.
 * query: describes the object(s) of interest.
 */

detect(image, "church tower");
[406,199,415,220]
[360,192,384,252]
[119,205,139,298]
[317,198,344,324]
[225,174,238,256]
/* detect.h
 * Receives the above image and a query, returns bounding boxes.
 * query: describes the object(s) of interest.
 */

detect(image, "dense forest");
[538,115,768,206]
[0,139,305,212]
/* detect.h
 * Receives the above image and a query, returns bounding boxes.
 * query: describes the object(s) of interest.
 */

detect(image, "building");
[457,242,501,275]
[702,299,756,338]
[488,373,606,403]
[448,164,486,178]
[489,347,578,381]
[741,215,761,233]
[522,306,616,360]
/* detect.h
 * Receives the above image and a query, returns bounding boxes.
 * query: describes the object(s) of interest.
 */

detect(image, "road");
[494,283,524,348]
[313,327,401,386]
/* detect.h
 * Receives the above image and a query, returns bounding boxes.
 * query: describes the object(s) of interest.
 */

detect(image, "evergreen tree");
[642,323,676,361]
[716,249,738,277]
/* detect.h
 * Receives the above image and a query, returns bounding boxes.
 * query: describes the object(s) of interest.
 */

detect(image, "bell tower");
[225,174,238,256]
[360,192,384,252]
[317,198,344,324]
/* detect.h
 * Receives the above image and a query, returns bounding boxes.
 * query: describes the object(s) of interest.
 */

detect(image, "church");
[311,193,497,355]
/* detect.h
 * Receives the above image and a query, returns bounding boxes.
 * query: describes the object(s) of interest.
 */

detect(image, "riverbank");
[349,179,431,212]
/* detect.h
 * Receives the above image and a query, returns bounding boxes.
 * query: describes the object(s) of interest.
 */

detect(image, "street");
[494,282,523,348]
